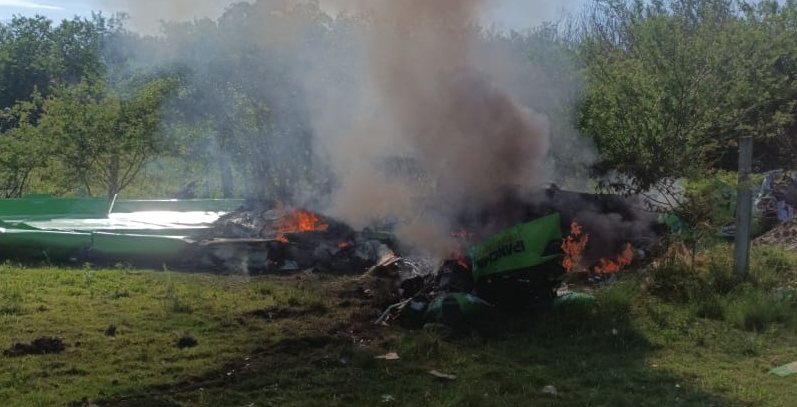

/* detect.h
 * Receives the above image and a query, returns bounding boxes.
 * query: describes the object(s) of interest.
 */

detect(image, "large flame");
[562,222,634,275]
[594,243,634,275]
[274,205,328,243]
[562,222,588,273]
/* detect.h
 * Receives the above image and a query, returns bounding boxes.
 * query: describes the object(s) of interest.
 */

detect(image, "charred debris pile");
[185,186,663,322]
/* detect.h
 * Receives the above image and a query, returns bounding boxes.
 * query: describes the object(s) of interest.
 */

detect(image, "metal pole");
[734,136,753,277]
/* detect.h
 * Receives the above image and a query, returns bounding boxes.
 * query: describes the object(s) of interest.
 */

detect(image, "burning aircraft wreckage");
[0,1,668,325]
[0,187,662,326]
[189,186,662,325]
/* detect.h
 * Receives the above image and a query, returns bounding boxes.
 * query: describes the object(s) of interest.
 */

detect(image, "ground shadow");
[91,288,756,407]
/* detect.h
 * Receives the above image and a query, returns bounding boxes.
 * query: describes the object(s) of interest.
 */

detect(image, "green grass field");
[1,243,796,407]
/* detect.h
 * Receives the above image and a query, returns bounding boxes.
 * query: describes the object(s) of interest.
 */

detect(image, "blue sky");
[0,0,92,22]
[0,0,591,32]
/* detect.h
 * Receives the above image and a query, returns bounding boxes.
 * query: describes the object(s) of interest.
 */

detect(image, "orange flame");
[450,250,469,269]
[274,206,328,243]
[593,258,619,274]
[594,243,634,275]
[562,222,589,273]
[562,222,634,275]
[618,243,634,267]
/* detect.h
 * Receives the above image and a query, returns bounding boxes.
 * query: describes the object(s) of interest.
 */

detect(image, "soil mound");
[3,336,65,357]
[754,217,797,250]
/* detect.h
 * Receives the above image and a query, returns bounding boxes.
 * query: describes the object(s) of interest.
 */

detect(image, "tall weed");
[644,249,708,303]
[723,289,795,332]
[750,245,797,289]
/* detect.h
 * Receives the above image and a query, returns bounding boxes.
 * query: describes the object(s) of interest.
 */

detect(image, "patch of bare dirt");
[246,304,328,320]
[3,336,65,357]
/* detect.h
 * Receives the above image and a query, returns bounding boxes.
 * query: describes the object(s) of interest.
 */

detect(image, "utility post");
[734,136,753,277]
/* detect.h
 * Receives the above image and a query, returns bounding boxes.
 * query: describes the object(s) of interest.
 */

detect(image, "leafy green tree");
[40,76,177,199]
[52,13,115,85]
[0,14,118,109]
[0,93,50,197]
[576,0,797,221]
[726,0,797,170]
[0,16,58,108]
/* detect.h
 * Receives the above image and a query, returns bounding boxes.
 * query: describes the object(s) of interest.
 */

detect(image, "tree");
[575,0,797,221]
[0,14,117,109]
[725,0,797,170]
[0,93,50,197]
[41,76,177,199]
[0,16,59,109]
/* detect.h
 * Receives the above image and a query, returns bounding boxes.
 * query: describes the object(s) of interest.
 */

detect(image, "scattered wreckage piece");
[470,213,565,310]
[184,202,402,274]
[428,370,457,381]
[374,213,573,328]
[770,361,797,377]
[188,204,397,274]
[712,170,797,238]
[186,235,394,274]
[374,352,400,360]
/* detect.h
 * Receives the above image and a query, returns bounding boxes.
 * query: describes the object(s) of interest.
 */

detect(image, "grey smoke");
[86,0,583,34]
[91,0,598,255]
[311,0,563,254]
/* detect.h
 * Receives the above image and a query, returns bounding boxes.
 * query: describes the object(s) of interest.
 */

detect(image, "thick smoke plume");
[316,0,551,254]
[92,0,617,256]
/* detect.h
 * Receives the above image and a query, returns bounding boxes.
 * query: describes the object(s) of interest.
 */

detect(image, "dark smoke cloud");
[314,0,553,254]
